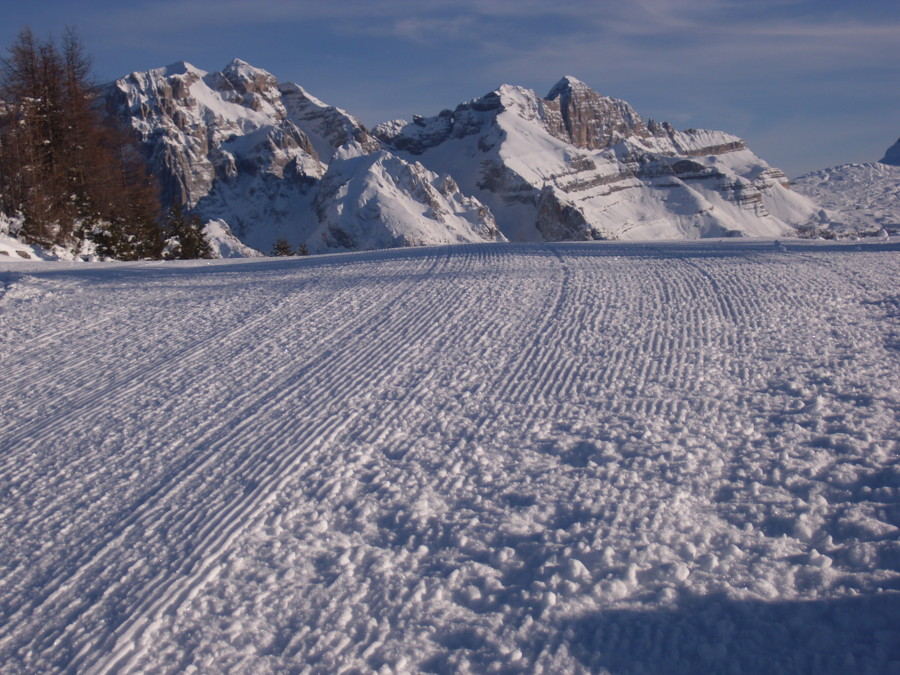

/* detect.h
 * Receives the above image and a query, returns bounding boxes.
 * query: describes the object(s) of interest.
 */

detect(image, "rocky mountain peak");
[546,75,591,98]
[544,75,649,151]
[155,61,206,79]
[103,58,502,255]
[879,137,900,166]
[212,59,284,115]
[102,62,824,256]
[220,59,279,96]
[378,76,820,243]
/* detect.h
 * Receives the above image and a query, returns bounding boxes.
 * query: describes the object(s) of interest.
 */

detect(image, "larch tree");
[0,27,163,258]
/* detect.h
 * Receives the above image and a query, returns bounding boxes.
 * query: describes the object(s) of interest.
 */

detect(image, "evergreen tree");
[164,202,212,259]
[271,238,294,256]
[0,27,163,257]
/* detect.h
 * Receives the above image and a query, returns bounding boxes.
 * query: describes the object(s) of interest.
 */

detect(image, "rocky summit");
[879,138,900,166]
[105,62,826,255]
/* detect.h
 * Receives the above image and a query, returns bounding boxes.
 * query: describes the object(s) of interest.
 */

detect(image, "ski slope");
[1,240,899,673]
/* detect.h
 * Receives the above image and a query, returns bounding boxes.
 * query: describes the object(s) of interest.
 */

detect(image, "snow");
[793,162,900,236]
[0,232,41,263]
[0,215,99,263]
[310,151,502,252]
[203,219,264,258]
[381,83,824,244]
[1,239,899,673]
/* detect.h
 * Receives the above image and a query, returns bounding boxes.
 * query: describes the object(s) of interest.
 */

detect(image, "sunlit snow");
[1,240,898,673]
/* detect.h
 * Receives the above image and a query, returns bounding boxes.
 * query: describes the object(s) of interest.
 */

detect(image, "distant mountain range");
[102,59,886,256]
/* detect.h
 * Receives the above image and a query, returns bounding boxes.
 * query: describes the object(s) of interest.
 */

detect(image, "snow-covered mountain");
[312,150,500,250]
[106,62,826,255]
[375,76,824,242]
[792,137,900,236]
[104,60,502,254]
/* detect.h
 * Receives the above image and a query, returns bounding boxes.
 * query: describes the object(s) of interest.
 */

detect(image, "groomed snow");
[1,240,899,673]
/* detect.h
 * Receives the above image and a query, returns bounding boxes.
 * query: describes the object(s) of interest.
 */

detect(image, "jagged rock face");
[545,76,650,150]
[374,100,502,156]
[536,186,604,241]
[377,76,823,241]
[279,82,381,162]
[216,59,281,108]
[105,60,325,210]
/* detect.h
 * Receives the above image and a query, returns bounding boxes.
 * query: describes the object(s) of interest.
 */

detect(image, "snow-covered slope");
[0,215,42,262]
[376,77,825,242]
[310,150,502,252]
[793,137,900,236]
[0,214,101,262]
[1,240,898,672]
[105,60,500,253]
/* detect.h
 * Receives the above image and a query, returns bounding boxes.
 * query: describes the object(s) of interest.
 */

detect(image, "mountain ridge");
[103,59,827,255]
[375,78,820,242]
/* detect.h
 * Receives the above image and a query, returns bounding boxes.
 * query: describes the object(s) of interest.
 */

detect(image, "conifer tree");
[164,202,212,259]
[0,27,163,257]
[271,238,294,256]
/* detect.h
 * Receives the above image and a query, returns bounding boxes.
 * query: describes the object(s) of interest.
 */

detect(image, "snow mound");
[203,219,263,258]
[0,234,41,262]
[310,151,504,252]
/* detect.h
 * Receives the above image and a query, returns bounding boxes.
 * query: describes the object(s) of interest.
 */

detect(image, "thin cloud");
[20,0,893,176]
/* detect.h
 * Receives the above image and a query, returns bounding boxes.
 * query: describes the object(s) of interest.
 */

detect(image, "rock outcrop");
[545,76,650,150]
[879,137,900,166]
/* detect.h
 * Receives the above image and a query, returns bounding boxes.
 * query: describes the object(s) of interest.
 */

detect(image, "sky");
[1,0,897,177]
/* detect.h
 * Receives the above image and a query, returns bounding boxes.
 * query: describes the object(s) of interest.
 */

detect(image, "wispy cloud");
[94,0,900,65]
[19,0,894,175]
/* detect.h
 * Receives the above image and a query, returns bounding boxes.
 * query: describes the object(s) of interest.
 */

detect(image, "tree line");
[0,28,210,260]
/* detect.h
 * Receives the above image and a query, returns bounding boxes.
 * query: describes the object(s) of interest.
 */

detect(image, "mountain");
[880,138,900,166]
[104,60,502,255]
[105,62,826,256]
[311,150,500,250]
[375,76,824,242]
[792,137,900,236]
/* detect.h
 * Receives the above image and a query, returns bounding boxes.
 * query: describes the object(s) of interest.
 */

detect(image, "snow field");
[792,161,900,236]
[0,240,899,673]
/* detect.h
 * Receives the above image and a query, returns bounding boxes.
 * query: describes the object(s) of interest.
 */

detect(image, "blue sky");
[2,0,897,177]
